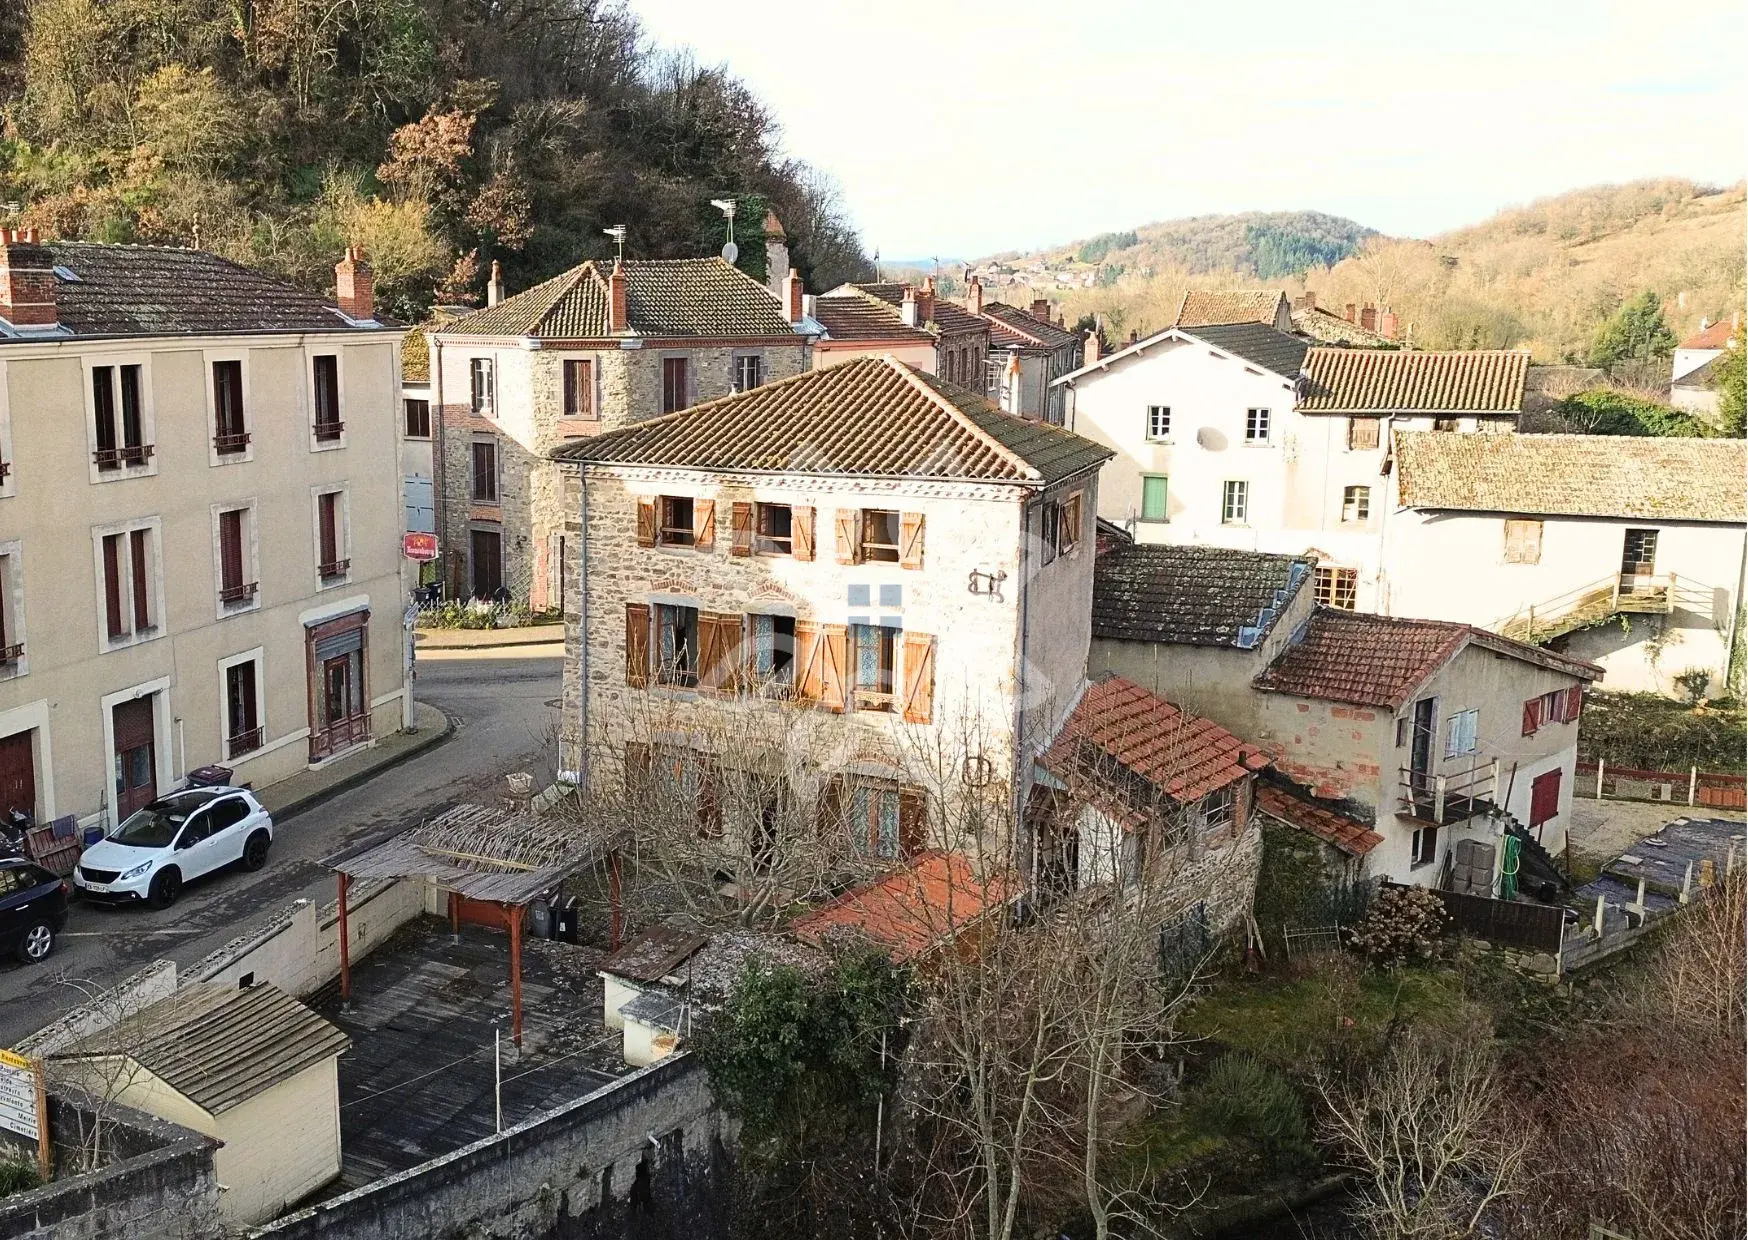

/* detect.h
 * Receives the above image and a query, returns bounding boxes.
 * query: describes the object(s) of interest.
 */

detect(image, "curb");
[273,705,458,824]
[414,629,565,651]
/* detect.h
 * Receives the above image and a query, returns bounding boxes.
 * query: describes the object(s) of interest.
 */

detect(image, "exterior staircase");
[1493,572,1675,646]
[1503,815,1568,897]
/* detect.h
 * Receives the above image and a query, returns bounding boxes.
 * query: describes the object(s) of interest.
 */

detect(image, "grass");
[0,1158,42,1197]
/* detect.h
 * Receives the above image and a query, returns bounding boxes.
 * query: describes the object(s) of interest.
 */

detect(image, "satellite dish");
[720,240,739,263]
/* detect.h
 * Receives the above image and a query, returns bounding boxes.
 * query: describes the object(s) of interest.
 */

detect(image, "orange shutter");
[698,612,741,694]
[835,509,860,565]
[636,498,657,548]
[820,624,848,712]
[730,502,753,556]
[902,633,936,723]
[795,621,823,702]
[792,506,815,561]
[898,788,927,858]
[1061,493,1083,552]
[694,499,716,552]
[899,512,925,569]
[625,603,650,687]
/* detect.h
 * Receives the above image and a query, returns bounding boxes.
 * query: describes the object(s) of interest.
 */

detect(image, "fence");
[1410,885,1567,953]
[1281,922,1343,960]
[1578,761,1746,810]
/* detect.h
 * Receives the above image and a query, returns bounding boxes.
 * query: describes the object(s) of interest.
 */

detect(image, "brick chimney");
[1300,290,1317,312]
[1379,307,1399,340]
[1083,330,1101,364]
[783,267,805,326]
[900,287,920,328]
[1360,304,1377,332]
[607,259,629,334]
[334,247,374,321]
[487,259,504,307]
[917,276,936,325]
[0,228,57,328]
[967,276,984,315]
[1343,303,1356,323]
[1031,297,1051,324]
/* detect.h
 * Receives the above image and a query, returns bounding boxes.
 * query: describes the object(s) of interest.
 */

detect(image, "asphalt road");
[0,645,562,1048]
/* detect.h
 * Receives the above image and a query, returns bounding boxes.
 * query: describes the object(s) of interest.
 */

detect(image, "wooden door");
[1409,696,1437,807]
[322,657,352,728]
[0,731,34,820]
[113,697,157,818]
[470,529,503,599]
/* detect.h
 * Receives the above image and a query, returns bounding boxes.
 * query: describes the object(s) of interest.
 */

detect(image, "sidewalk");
[256,700,454,822]
[414,623,564,651]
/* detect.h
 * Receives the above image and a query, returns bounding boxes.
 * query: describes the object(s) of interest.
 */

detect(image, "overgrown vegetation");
[1551,387,1713,437]
[0,1157,41,1197]
[1577,689,1747,773]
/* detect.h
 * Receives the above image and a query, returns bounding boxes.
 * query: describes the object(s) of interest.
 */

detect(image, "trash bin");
[554,898,580,944]
[185,764,234,788]
[529,899,553,940]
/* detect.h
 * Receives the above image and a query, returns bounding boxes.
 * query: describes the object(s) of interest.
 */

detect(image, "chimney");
[764,211,790,299]
[1343,303,1356,323]
[1360,304,1377,332]
[1379,308,1399,340]
[1031,297,1051,324]
[487,259,504,307]
[1084,330,1101,364]
[0,227,57,328]
[967,276,983,315]
[784,268,806,327]
[917,276,936,325]
[334,247,374,322]
[1300,290,1317,312]
[607,259,629,334]
[900,287,920,328]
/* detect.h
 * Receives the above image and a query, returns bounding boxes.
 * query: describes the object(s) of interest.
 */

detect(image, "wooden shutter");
[698,612,740,694]
[694,499,716,552]
[898,788,927,858]
[636,498,657,547]
[730,502,754,556]
[102,534,124,638]
[220,510,244,592]
[129,529,150,629]
[814,775,847,839]
[902,633,936,724]
[1521,697,1540,737]
[319,495,339,566]
[1563,686,1584,723]
[1061,493,1083,552]
[792,506,815,561]
[899,512,925,570]
[820,624,848,712]
[835,509,860,565]
[795,621,823,702]
[625,603,650,687]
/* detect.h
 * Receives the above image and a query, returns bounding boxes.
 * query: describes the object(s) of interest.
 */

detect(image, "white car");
[75,788,274,909]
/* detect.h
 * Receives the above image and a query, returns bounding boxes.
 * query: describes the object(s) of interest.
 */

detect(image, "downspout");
[1013,490,1033,883]
[430,335,446,590]
[577,469,592,790]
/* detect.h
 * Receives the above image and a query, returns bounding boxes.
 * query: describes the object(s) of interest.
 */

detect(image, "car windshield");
[109,795,214,848]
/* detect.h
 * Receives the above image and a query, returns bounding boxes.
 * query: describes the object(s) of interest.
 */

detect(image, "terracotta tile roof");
[1255,784,1382,857]
[438,256,798,339]
[0,242,389,342]
[1174,289,1290,330]
[813,293,934,345]
[1189,322,1310,378]
[1253,609,1600,709]
[1394,431,1746,522]
[788,851,1017,962]
[552,354,1114,484]
[981,301,1082,350]
[1679,319,1738,350]
[1038,678,1268,827]
[1093,543,1312,647]
[848,283,989,338]
[1297,348,1529,413]
[1290,306,1393,347]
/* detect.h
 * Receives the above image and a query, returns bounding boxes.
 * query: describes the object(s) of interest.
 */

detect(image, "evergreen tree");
[1589,290,1678,373]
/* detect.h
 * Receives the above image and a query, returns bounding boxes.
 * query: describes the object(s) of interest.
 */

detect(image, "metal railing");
[213,430,252,454]
[1399,758,1500,824]
[93,444,154,470]
[220,580,259,604]
[1493,572,1677,644]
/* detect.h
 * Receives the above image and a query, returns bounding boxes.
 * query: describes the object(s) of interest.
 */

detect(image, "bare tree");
[1652,868,1745,1035]
[39,977,163,1175]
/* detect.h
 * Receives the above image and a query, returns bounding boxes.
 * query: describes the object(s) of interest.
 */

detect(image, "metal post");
[337,872,352,1009]
[494,1026,503,1135]
[608,849,623,951]
[873,1031,886,1174]
[449,890,460,942]
[509,904,524,1048]
[1689,765,1698,807]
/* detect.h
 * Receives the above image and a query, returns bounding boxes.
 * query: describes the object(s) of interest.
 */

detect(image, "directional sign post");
[0,1048,49,1181]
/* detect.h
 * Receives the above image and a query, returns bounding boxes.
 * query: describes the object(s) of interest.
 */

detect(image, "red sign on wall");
[403,532,439,561]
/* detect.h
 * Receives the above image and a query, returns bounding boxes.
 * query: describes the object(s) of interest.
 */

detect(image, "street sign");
[0,1048,49,1179]
[403,532,439,561]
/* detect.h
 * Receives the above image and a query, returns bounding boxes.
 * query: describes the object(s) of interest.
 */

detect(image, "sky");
[627,0,1747,260]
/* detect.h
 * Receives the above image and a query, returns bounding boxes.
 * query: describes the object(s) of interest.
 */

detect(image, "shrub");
[1186,1052,1316,1171]
[1674,668,1712,707]
[1347,886,1448,966]
[1554,388,1710,437]
[1578,690,1746,773]
[0,1158,41,1196]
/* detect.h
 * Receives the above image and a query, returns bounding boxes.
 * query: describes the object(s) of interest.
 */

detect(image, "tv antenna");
[603,224,627,262]
[710,198,738,263]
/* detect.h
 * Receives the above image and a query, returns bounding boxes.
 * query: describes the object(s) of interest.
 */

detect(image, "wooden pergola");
[327,805,610,1045]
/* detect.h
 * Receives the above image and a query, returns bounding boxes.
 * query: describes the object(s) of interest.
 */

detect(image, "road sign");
[0,1048,48,1179]
[403,532,439,561]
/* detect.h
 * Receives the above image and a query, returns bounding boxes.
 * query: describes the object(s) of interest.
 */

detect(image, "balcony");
[1398,758,1500,825]
[314,419,346,442]
[213,430,252,455]
[220,580,259,605]
[93,444,155,470]
[0,642,22,665]
[319,558,351,581]
[227,727,263,759]
[1615,571,1675,615]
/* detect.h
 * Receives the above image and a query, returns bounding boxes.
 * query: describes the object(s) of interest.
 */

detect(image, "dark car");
[0,858,70,964]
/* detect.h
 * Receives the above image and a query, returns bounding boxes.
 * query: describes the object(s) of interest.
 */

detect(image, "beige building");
[970,285,1085,425]
[817,279,991,385]
[0,234,409,830]
[554,355,1111,870]
[428,257,813,609]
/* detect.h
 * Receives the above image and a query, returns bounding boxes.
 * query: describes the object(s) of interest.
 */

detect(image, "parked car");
[75,788,274,910]
[0,857,70,964]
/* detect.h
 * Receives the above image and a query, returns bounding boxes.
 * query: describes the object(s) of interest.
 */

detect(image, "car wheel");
[147,868,182,910]
[243,831,271,871]
[16,920,54,964]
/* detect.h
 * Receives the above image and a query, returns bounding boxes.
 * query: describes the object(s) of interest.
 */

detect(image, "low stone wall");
[0,1092,219,1240]
[16,961,178,1057]
[1163,818,1265,938]
[254,1053,734,1240]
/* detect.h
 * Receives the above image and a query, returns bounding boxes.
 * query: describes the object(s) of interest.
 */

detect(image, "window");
[469,358,494,414]
[1140,475,1168,521]
[1314,566,1358,609]
[92,364,150,470]
[225,660,261,758]
[1503,519,1542,565]
[1528,768,1562,830]
[861,510,902,563]
[654,604,699,687]
[1200,785,1235,835]
[659,496,695,547]
[748,613,796,692]
[1341,485,1371,523]
[1221,480,1248,524]
[851,624,897,710]
[850,784,903,859]
[403,398,431,438]
[1040,503,1061,566]
[1444,708,1478,758]
[1432,418,1459,432]
[1522,687,1581,736]
[316,491,348,581]
[471,438,500,504]
[1622,528,1659,576]
[217,507,256,607]
[1038,492,1083,564]
[662,357,690,414]
[1347,416,1381,451]
[1146,405,1171,441]
[312,354,343,441]
[1245,407,1271,443]
[1411,824,1439,867]
[99,524,158,645]
[734,354,764,393]
[562,359,595,417]
[0,545,23,669]
[755,503,792,555]
[212,360,249,454]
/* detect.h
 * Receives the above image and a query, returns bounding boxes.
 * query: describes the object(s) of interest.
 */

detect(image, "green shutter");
[1141,475,1168,521]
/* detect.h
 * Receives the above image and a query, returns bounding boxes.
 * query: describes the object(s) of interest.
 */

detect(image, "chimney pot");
[784,267,806,327]
[1360,304,1377,332]
[607,259,629,334]
[0,227,58,328]
[917,277,936,324]
[487,260,505,308]
[1344,303,1356,323]
[334,247,375,322]
[1083,330,1101,364]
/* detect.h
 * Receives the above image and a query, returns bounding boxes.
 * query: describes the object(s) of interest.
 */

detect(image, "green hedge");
[1556,389,1712,437]
[1579,691,1747,774]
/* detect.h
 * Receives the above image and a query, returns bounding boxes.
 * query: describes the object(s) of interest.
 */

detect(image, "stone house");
[1388,431,1747,697]
[1056,321,1527,611]
[968,285,1084,425]
[0,234,409,831]
[552,354,1111,872]
[819,278,992,386]
[428,257,813,607]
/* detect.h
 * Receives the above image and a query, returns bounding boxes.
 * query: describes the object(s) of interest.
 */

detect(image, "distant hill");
[988,210,1374,281]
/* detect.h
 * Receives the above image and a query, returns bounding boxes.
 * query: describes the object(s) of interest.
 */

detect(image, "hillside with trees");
[0,0,872,319]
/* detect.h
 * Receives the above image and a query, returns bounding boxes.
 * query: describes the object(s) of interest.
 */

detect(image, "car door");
[203,797,253,867]
[171,807,226,881]
[0,866,27,946]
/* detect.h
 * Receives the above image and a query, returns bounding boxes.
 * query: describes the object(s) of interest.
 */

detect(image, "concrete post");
[1592,894,1605,935]
[1680,860,1694,904]
[1596,759,1605,799]
[1688,765,1698,806]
